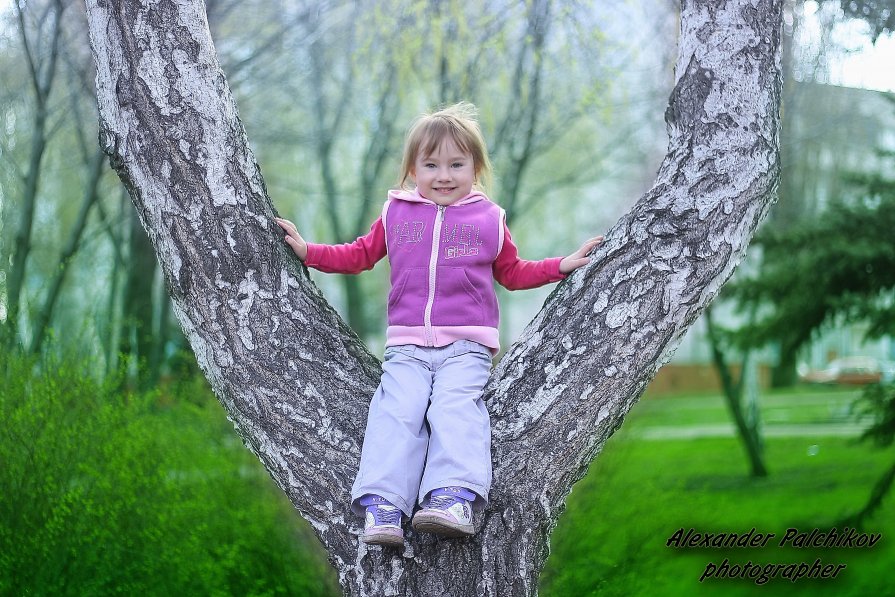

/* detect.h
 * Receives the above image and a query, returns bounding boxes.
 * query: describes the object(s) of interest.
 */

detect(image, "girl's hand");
[559,236,604,274]
[275,217,308,261]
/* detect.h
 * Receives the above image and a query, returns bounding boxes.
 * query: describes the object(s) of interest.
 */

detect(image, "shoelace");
[374,505,401,526]
[427,495,461,510]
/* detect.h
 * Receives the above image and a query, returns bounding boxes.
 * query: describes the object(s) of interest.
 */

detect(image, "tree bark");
[85,0,782,594]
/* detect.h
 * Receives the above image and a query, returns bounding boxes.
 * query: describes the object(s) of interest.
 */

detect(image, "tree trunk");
[705,306,768,477]
[85,0,783,594]
[95,187,128,376]
[771,342,799,387]
[119,204,158,390]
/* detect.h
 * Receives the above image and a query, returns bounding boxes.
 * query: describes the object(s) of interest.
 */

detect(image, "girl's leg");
[418,340,493,511]
[351,346,433,517]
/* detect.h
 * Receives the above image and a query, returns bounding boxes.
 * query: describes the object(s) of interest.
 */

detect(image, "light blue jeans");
[350,340,493,517]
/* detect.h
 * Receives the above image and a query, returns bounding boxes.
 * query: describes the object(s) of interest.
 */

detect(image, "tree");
[26,15,111,355]
[705,304,768,477]
[28,147,106,355]
[84,0,783,594]
[3,0,66,349]
[763,0,895,386]
[727,127,895,522]
[298,4,403,341]
[728,147,895,360]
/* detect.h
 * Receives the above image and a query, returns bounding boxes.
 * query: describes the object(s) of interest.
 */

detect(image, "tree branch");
[85,0,783,594]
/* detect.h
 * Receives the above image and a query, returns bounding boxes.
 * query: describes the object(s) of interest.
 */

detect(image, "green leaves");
[0,353,337,596]
[855,382,895,447]
[727,169,895,352]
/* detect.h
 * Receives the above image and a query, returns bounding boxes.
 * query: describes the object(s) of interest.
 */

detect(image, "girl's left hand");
[559,236,604,274]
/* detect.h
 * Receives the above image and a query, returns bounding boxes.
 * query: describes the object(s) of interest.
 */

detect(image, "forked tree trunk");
[85,0,782,594]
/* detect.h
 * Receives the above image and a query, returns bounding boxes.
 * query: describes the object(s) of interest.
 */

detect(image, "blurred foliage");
[845,382,895,525]
[723,127,895,528]
[855,382,895,447]
[1,0,658,361]
[0,351,338,596]
[838,0,895,40]
[727,137,895,356]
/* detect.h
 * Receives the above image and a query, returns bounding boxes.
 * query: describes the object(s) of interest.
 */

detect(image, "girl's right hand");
[275,217,308,261]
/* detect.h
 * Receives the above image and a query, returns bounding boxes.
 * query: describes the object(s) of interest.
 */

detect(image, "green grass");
[631,386,862,427]
[7,348,891,596]
[540,388,895,597]
[0,353,339,596]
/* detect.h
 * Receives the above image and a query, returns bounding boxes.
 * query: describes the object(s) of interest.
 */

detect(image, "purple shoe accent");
[412,487,475,537]
[429,486,477,502]
[359,493,393,507]
[360,495,404,547]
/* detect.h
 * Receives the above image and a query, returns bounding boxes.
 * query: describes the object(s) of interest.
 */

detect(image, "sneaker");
[411,488,474,537]
[362,503,404,547]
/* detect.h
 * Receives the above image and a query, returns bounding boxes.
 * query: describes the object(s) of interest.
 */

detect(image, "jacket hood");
[387,188,488,206]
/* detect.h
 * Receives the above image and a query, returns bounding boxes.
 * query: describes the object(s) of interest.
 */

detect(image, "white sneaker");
[411,493,474,537]
[362,503,404,547]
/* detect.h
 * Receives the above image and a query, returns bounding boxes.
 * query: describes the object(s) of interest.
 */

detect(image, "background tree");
[849,381,895,524]
[729,148,895,362]
[3,0,66,349]
[697,0,895,476]
[759,0,895,385]
[26,15,111,355]
[727,109,895,521]
[705,303,768,477]
[84,1,782,595]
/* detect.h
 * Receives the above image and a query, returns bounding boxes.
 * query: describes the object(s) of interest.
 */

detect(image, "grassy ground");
[540,386,895,597]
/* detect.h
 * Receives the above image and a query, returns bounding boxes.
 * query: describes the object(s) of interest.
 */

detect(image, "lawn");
[8,353,889,595]
[540,387,895,597]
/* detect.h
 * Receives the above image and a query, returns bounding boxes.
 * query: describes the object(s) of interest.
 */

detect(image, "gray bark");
[85,0,782,594]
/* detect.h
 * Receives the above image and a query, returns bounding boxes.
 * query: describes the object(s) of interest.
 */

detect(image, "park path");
[631,422,870,440]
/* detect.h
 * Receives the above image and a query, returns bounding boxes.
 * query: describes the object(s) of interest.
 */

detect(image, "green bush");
[0,352,338,596]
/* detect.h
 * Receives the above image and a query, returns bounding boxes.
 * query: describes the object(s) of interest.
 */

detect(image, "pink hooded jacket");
[305,189,565,352]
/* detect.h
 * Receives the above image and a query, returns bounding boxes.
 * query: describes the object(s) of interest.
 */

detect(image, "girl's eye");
[452,162,464,168]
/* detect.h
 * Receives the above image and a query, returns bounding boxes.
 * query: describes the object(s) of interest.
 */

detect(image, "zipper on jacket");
[423,205,445,346]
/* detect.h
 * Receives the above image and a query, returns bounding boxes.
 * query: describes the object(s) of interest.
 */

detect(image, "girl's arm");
[276,217,387,274]
[493,222,602,290]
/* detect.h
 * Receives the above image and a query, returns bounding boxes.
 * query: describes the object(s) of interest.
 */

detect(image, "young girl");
[277,102,602,547]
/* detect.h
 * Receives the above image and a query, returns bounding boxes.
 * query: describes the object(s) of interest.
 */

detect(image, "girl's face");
[411,138,476,206]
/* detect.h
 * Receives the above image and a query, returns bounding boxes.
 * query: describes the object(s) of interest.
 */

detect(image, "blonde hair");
[399,102,493,193]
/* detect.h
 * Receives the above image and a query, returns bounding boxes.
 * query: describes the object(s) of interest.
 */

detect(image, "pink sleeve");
[493,221,566,290]
[304,217,387,274]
